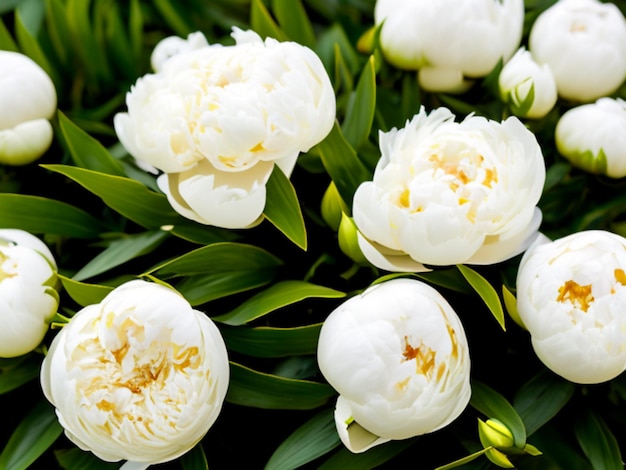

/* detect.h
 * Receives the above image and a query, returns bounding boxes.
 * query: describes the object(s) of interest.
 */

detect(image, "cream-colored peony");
[40,280,229,468]
[374,0,524,93]
[0,229,58,357]
[0,51,57,165]
[516,231,626,384]
[353,106,545,272]
[114,28,335,229]
[529,0,626,102]
[317,278,471,453]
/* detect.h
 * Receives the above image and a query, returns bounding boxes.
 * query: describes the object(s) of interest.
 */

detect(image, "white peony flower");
[499,47,558,119]
[374,0,524,93]
[317,278,471,453]
[0,51,57,165]
[40,280,230,467]
[516,230,626,384]
[0,229,58,358]
[114,28,335,229]
[353,106,545,272]
[528,0,626,102]
[555,97,626,178]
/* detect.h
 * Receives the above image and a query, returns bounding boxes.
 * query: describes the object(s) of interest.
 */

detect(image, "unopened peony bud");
[499,48,558,119]
[0,51,57,165]
[555,98,626,178]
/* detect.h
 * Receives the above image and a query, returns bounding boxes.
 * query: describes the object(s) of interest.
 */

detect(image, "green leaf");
[226,362,335,410]
[271,0,315,48]
[470,380,527,449]
[54,448,119,470]
[128,0,143,61]
[180,444,208,470]
[57,111,126,176]
[221,323,322,358]
[0,17,19,51]
[412,268,472,294]
[457,264,506,331]
[318,439,414,470]
[176,270,278,306]
[44,0,72,65]
[43,164,177,226]
[151,242,283,277]
[72,229,170,282]
[434,447,494,470]
[501,284,526,329]
[341,55,376,150]
[250,0,287,41]
[514,369,575,437]
[151,0,194,37]
[0,194,108,238]
[0,399,63,470]
[316,121,372,211]
[264,165,307,251]
[66,0,111,83]
[0,355,42,394]
[213,280,345,326]
[574,409,623,470]
[266,409,341,470]
[14,9,60,88]
[58,274,114,307]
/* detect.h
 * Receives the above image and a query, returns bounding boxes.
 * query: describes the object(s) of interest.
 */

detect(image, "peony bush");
[0,1,625,469]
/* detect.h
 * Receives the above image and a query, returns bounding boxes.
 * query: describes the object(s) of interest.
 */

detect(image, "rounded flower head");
[40,280,230,466]
[0,51,57,165]
[499,47,558,119]
[114,28,335,229]
[317,278,471,453]
[529,0,626,102]
[374,0,524,93]
[0,229,58,358]
[353,106,545,272]
[516,230,626,384]
[555,98,626,178]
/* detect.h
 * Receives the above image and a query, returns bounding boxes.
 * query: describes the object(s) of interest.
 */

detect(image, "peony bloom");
[353,106,545,272]
[0,229,58,357]
[40,280,229,467]
[114,28,335,229]
[317,278,471,453]
[0,51,57,165]
[374,0,524,93]
[555,97,626,178]
[499,47,558,119]
[516,230,626,384]
[528,0,626,102]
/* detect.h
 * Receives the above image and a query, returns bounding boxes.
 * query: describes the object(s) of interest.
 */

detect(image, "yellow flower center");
[556,280,594,312]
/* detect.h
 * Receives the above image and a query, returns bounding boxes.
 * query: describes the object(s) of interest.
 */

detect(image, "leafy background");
[0,0,626,469]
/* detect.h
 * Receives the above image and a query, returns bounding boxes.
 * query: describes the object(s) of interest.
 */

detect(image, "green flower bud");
[321,181,349,231]
[478,418,515,449]
[338,213,368,264]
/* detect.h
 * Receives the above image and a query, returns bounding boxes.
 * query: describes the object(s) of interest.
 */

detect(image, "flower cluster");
[1,0,626,468]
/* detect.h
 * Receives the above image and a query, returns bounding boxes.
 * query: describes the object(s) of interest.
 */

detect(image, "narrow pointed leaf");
[0,17,19,51]
[264,165,307,250]
[226,362,335,410]
[58,111,126,176]
[0,399,63,470]
[54,448,119,470]
[318,440,414,470]
[213,280,345,326]
[574,409,623,470]
[58,274,114,307]
[513,369,575,436]
[341,55,376,149]
[0,355,42,394]
[271,0,315,48]
[221,323,322,358]
[181,444,208,470]
[457,264,505,331]
[14,10,60,87]
[250,0,287,41]
[316,122,372,210]
[0,194,108,238]
[73,230,169,281]
[266,409,341,470]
